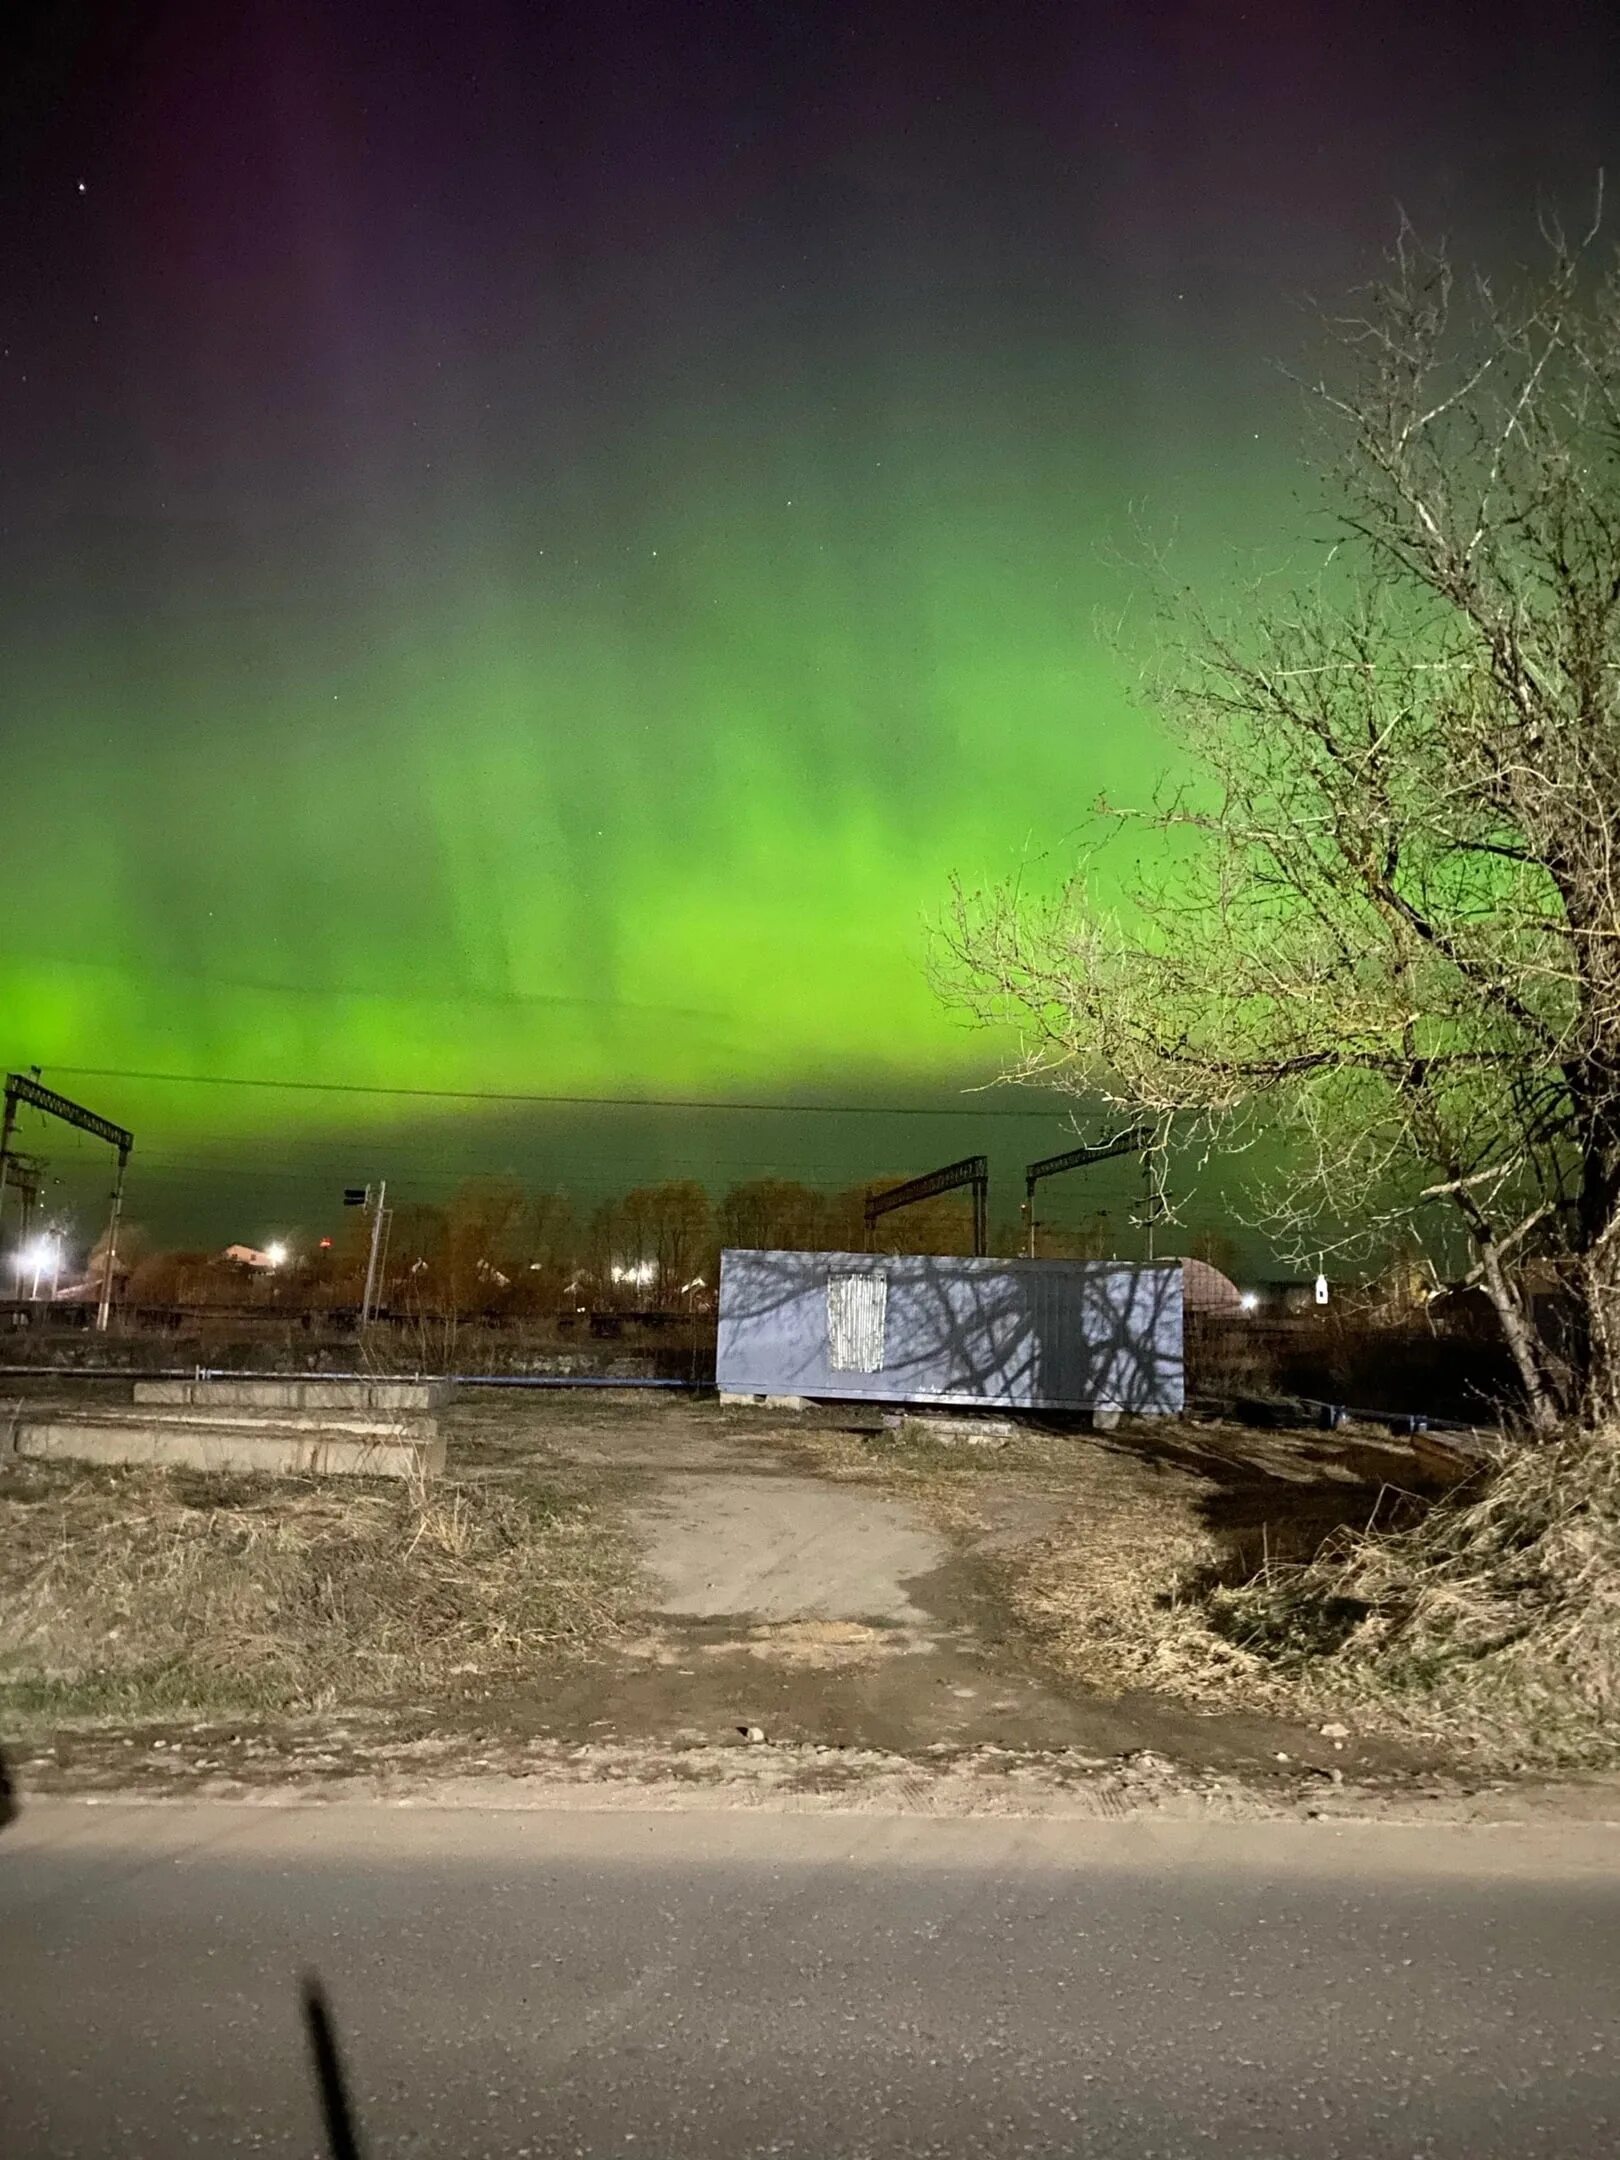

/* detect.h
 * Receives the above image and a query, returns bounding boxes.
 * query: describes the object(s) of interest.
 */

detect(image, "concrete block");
[12,1413,445,1481]
[133,1378,449,1414]
[899,1413,1016,1446]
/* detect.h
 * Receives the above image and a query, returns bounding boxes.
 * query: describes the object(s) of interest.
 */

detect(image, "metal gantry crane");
[0,1152,44,1255]
[864,1155,990,1259]
[1022,1126,1153,1258]
[0,1073,134,1329]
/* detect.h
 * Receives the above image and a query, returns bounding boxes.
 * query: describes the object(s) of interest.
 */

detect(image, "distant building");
[1172,1257,1245,1314]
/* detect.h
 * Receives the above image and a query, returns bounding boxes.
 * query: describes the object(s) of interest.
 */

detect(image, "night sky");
[3,0,1618,1246]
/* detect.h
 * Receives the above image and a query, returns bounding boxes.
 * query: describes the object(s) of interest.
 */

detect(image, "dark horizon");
[3,1064,1190,1266]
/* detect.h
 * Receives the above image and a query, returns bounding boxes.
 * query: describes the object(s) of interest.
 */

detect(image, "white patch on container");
[827,1272,888,1372]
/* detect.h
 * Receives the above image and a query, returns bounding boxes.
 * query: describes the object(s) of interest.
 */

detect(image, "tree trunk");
[1477,1237,1564,1438]
[1577,1239,1620,1429]
[1567,1092,1620,1429]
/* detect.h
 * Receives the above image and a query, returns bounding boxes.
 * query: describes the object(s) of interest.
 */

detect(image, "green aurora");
[3,334,1291,1178]
[3,1,1612,1240]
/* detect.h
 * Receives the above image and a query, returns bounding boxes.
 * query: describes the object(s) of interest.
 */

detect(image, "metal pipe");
[0,1363,700,1389]
[0,1361,1484,1424]
[447,1374,697,1389]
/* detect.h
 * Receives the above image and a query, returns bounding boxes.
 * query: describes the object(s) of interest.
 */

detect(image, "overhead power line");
[45,1066,1072,1121]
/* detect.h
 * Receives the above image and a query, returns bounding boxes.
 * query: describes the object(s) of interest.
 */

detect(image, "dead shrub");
[1208,1429,1620,1767]
[994,1488,1296,1709]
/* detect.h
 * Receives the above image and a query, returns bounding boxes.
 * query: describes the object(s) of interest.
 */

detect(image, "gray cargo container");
[716,1249,1184,1414]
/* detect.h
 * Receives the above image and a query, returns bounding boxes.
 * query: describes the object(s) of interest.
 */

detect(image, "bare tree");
[716,1178,828,1254]
[511,1188,578,1313]
[442,1179,528,1315]
[615,1181,714,1306]
[945,204,1620,1434]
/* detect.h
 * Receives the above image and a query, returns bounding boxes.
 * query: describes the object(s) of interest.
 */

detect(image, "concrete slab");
[113,1405,439,1440]
[11,1414,444,1481]
[133,1378,449,1413]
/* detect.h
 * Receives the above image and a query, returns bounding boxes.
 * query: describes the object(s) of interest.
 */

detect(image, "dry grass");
[992,1498,1295,1709]
[775,1418,1088,1488]
[0,1454,639,1732]
[1209,1430,1620,1768]
[916,1417,1620,1770]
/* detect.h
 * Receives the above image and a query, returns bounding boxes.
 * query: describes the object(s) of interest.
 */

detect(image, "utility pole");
[16,1165,39,1249]
[360,1180,391,1327]
[2,1154,42,1261]
[96,1139,131,1332]
[0,1084,17,1253]
[1140,1145,1168,1262]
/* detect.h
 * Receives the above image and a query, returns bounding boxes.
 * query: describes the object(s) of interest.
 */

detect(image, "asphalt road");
[4,1801,1620,2157]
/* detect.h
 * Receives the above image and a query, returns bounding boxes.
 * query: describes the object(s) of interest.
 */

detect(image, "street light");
[18,1235,61,1300]
[265,1241,289,1269]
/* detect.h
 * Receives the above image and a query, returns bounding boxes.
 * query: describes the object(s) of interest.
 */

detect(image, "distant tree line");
[116,1174,1153,1321]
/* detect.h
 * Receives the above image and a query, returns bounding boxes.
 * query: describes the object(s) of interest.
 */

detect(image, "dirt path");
[637,1467,944,1621]
[501,1400,1392,1782]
